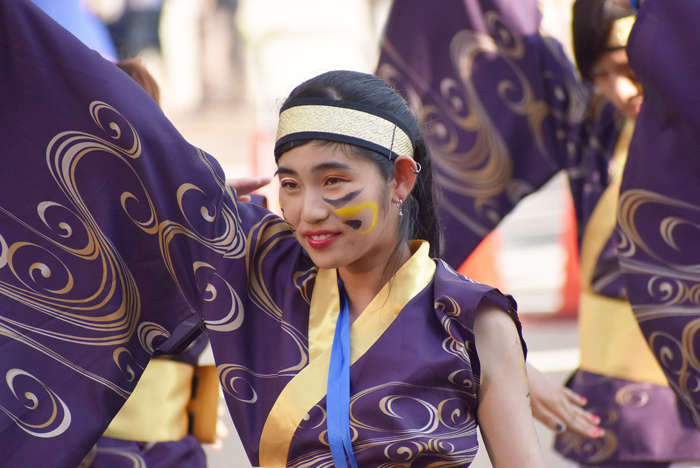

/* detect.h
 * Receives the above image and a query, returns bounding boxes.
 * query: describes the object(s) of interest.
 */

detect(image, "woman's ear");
[392,155,419,203]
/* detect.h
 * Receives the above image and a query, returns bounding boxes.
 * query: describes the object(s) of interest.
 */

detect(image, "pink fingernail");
[579,396,588,405]
[592,415,601,424]
[592,427,605,437]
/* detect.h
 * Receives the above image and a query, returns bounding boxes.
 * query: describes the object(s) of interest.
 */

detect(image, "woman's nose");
[615,75,640,104]
[301,191,331,224]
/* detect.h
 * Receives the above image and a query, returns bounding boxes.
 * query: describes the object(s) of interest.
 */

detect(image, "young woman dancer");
[0,2,545,466]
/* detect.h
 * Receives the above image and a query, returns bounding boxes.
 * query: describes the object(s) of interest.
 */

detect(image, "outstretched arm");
[474,298,546,468]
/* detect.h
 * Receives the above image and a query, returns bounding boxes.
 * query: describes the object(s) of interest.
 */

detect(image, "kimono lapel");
[258,241,436,466]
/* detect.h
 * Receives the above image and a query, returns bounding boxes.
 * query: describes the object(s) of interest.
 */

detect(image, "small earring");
[396,198,403,218]
[410,162,422,174]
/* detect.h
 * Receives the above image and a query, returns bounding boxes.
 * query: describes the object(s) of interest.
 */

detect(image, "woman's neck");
[338,242,413,325]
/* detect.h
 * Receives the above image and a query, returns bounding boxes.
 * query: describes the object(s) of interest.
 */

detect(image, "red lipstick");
[304,230,341,249]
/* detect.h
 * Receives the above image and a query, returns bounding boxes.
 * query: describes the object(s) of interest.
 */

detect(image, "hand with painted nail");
[225,177,272,202]
[526,363,604,439]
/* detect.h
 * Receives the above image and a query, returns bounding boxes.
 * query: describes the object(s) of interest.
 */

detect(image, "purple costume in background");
[617,0,700,432]
[0,1,524,467]
[377,0,700,465]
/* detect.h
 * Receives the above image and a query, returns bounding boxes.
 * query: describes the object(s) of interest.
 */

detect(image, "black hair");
[572,0,636,81]
[274,70,442,262]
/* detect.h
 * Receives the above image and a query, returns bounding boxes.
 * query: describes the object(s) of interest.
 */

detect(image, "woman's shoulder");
[430,259,521,342]
[431,259,515,314]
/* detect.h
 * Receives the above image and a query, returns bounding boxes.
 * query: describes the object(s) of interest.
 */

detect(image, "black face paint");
[344,219,362,230]
[281,207,297,235]
[322,188,364,208]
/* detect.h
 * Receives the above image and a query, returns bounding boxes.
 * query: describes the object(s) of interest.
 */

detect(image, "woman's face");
[591,48,643,120]
[277,142,400,272]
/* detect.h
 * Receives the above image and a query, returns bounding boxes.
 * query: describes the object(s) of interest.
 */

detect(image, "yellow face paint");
[334,201,378,235]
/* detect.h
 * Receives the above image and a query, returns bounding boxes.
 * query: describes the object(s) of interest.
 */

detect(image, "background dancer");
[376,0,700,466]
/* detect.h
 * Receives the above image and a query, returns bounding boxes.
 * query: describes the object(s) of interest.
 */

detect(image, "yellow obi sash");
[105,359,193,442]
[104,360,220,443]
[578,120,667,387]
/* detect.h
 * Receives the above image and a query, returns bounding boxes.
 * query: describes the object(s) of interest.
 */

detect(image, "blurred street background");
[42,0,581,465]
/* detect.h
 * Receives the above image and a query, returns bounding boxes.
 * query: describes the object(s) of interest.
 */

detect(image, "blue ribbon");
[630,0,638,9]
[326,278,359,468]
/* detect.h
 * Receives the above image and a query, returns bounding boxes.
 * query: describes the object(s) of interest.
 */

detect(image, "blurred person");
[2,3,544,468]
[159,0,207,112]
[107,0,165,60]
[116,58,161,105]
[201,0,245,103]
[377,0,700,466]
[615,0,700,439]
[31,0,117,59]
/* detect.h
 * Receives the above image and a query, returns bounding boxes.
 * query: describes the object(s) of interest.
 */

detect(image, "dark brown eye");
[280,179,299,190]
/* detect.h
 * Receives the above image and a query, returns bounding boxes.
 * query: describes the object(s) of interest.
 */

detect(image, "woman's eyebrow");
[275,167,297,176]
[312,162,353,173]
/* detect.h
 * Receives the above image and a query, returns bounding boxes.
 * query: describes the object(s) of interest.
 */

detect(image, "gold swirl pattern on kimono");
[0,102,165,410]
[288,382,479,468]
[93,447,146,467]
[297,404,327,431]
[216,216,312,403]
[157,148,247,318]
[0,369,72,438]
[380,12,584,234]
[557,427,619,464]
[643,328,700,428]
[246,215,308,371]
[112,347,142,383]
[618,189,700,268]
[0,103,148,346]
[192,261,245,333]
[218,364,271,404]
[347,383,477,466]
[617,188,700,426]
[435,296,478,393]
[0,323,132,399]
[614,383,651,407]
[293,267,318,305]
[137,322,171,354]
[431,15,533,207]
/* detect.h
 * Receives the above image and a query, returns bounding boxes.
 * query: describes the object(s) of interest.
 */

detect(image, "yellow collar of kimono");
[258,240,435,467]
[307,239,436,362]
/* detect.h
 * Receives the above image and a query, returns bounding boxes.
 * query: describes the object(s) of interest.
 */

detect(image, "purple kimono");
[0,1,524,467]
[617,0,700,433]
[377,0,700,464]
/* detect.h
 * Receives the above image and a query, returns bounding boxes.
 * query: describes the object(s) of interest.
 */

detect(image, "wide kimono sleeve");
[0,1,304,466]
[616,0,700,430]
[376,0,617,266]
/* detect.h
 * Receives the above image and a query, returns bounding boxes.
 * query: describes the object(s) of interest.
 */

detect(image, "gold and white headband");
[275,98,415,160]
[607,15,636,49]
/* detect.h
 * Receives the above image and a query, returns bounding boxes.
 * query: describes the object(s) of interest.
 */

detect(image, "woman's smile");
[304,230,341,249]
